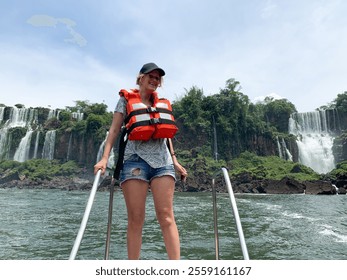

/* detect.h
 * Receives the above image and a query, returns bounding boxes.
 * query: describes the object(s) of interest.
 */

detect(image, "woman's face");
[141,70,161,92]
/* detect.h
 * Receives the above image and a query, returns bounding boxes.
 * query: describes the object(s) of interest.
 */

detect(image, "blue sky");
[1,0,346,112]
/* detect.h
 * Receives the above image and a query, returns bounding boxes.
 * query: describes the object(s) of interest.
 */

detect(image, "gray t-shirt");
[115,96,173,168]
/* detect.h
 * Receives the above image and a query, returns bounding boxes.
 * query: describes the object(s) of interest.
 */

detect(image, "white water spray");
[289,111,335,174]
[42,130,56,160]
[0,107,37,160]
[276,136,293,161]
[33,131,40,159]
[0,107,4,122]
[97,132,115,169]
[14,130,33,162]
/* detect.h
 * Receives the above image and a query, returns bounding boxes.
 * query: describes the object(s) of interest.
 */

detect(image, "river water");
[0,188,346,260]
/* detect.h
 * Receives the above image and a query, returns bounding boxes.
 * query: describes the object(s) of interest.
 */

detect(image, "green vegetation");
[334,91,347,112]
[56,100,113,143]
[328,160,347,178]
[178,151,322,182]
[0,159,81,181]
[229,152,321,181]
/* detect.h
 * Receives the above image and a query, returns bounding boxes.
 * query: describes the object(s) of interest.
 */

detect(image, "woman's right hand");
[94,158,108,175]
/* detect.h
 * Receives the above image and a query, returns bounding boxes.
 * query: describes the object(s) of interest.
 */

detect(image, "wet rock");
[264,177,305,194]
[303,180,336,195]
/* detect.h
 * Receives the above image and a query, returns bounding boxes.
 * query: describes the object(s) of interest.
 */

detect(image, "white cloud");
[252,93,286,104]
[27,14,87,47]
[27,15,58,27]
[260,0,278,19]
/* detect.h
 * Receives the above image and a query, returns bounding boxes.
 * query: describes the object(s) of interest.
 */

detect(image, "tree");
[86,114,106,134]
[222,78,242,94]
[334,91,347,113]
[173,86,207,130]
[263,99,297,133]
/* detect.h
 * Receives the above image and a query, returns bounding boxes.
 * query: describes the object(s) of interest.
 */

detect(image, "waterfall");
[276,136,293,161]
[0,128,10,160]
[48,109,60,120]
[1,107,62,162]
[1,108,35,160]
[97,132,115,169]
[14,130,33,162]
[332,184,339,195]
[42,130,56,160]
[96,138,106,162]
[0,107,4,123]
[8,107,37,128]
[281,138,293,161]
[66,133,72,161]
[276,136,283,159]
[71,111,84,121]
[33,131,40,159]
[289,111,335,174]
[0,106,91,164]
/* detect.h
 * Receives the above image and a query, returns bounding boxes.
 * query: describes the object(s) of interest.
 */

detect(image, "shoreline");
[1,174,346,195]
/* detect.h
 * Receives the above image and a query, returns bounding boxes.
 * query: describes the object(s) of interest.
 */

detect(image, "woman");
[94,62,187,260]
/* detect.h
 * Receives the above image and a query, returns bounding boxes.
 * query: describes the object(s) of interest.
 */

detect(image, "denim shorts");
[119,154,176,186]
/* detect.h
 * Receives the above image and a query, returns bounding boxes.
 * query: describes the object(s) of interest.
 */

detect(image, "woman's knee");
[156,209,175,228]
[127,211,145,228]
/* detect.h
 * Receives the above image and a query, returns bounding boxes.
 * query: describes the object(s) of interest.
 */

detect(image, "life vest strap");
[127,118,176,134]
[113,127,128,180]
[124,107,173,125]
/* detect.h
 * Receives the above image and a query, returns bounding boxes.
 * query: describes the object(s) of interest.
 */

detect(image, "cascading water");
[0,108,5,158]
[66,133,72,161]
[0,106,101,166]
[0,107,4,122]
[13,130,33,162]
[71,111,84,121]
[0,107,37,160]
[42,130,56,160]
[48,109,60,120]
[282,138,293,161]
[0,127,10,159]
[289,111,335,174]
[8,107,37,128]
[33,131,40,159]
[276,136,283,159]
[0,107,79,162]
[276,136,293,161]
[97,132,115,169]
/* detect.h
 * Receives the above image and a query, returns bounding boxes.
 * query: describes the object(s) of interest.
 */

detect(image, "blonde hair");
[136,73,163,87]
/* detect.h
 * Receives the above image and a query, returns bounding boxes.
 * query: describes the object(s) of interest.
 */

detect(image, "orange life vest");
[119,89,178,141]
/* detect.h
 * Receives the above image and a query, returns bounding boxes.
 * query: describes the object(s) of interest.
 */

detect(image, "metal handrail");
[221,167,249,260]
[211,178,220,260]
[69,169,102,260]
[104,180,115,260]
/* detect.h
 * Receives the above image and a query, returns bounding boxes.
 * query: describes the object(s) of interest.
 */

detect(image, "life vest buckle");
[150,118,160,124]
[147,107,157,113]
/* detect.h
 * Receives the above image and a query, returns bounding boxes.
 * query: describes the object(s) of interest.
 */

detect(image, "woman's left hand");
[173,161,188,182]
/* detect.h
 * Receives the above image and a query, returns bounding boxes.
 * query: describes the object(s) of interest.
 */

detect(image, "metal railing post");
[212,178,220,260]
[104,182,115,260]
[221,167,249,260]
[69,169,102,260]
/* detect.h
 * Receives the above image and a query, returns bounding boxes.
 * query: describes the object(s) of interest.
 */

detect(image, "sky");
[1,0,347,113]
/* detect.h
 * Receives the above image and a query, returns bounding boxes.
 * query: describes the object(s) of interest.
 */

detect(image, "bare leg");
[151,176,180,260]
[122,179,149,260]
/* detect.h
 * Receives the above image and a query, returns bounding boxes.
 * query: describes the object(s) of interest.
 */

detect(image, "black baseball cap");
[139,62,165,76]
